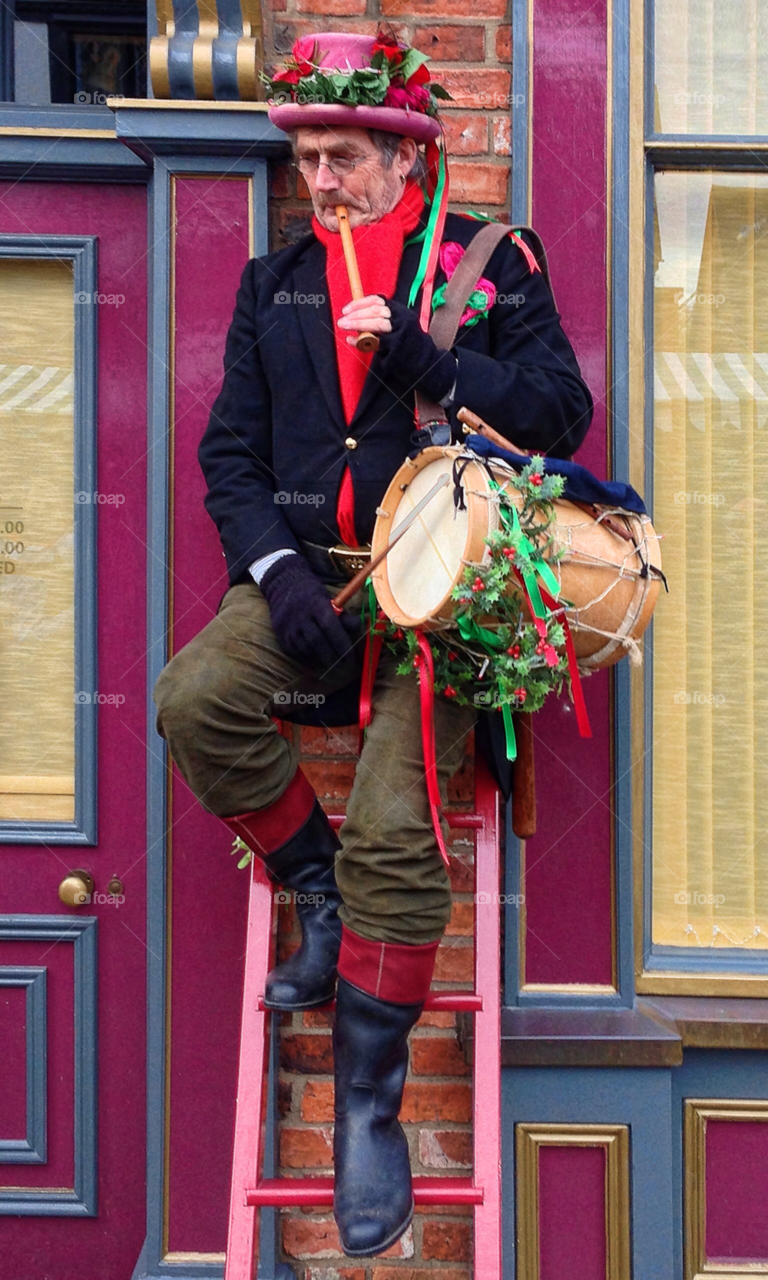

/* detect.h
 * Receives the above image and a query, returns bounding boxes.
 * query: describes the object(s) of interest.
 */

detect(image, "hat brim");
[268,101,441,144]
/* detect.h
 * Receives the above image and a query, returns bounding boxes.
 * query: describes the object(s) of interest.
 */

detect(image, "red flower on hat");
[372,32,404,63]
[273,66,301,85]
[291,36,318,76]
[406,62,431,87]
[385,82,431,111]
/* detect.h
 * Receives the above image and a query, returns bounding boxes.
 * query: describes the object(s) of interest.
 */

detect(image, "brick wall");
[274,724,479,1278]
[260,7,511,1270]
[263,6,512,249]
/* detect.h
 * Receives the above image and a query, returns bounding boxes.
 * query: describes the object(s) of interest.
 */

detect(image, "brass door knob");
[58,869,95,907]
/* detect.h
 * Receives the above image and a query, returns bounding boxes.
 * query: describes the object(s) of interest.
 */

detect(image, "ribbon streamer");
[413,630,450,869]
[357,580,386,754]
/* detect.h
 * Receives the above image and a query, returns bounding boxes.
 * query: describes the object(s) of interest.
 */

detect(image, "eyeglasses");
[293,153,376,177]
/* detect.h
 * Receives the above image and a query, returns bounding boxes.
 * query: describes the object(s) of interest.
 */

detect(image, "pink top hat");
[267,31,443,144]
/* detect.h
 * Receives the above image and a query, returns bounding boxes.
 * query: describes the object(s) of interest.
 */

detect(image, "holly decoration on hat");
[262,25,452,116]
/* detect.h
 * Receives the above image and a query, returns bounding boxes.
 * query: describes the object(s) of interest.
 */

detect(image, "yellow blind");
[654,0,768,135]
[652,172,768,949]
[0,258,76,823]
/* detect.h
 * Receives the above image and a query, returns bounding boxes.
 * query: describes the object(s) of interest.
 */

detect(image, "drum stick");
[511,711,537,838]
[457,406,528,458]
[335,205,380,354]
[330,473,450,613]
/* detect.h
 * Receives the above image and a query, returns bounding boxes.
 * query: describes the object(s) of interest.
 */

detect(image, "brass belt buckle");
[328,544,372,579]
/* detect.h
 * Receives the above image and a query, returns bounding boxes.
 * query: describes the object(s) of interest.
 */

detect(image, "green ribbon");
[501,701,517,761]
[489,479,561,610]
[408,145,447,310]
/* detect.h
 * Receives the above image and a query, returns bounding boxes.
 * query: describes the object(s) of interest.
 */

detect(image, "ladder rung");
[247,1177,483,1207]
[257,991,483,1013]
[327,811,483,831]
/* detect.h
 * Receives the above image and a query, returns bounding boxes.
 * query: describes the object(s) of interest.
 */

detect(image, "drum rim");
[372,446,498,630]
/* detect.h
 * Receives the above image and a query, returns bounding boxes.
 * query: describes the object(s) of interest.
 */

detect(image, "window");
[10,1,146,105]
[0,239,96,841]
[635,0,768,983]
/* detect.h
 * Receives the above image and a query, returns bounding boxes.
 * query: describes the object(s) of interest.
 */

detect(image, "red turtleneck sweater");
[312,178,425,546]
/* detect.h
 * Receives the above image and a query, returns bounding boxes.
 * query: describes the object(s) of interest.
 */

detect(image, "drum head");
[372,449,496,629]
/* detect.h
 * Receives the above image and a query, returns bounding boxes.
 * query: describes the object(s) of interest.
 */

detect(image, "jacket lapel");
[292,243,346,432]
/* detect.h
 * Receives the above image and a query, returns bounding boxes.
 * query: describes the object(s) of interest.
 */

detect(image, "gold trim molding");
[685,1099,768,1279]
[515,1123,631,1280]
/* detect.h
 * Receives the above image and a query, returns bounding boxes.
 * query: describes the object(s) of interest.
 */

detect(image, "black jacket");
[199,208,594,587]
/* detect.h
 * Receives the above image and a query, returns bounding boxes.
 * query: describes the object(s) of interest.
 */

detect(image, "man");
[153,29,593,1259]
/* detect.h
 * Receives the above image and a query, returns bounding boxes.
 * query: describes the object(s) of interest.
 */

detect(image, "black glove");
[375,298,457,404]
[260,554,362,671]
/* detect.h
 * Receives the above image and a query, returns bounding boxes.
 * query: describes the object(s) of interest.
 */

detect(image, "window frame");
[625,0,768,994]
[0,235,97,845]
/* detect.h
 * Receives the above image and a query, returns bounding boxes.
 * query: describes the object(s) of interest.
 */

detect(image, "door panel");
[0,181,148,1278]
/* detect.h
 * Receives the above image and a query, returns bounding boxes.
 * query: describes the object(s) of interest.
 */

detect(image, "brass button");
[344,436,358,450]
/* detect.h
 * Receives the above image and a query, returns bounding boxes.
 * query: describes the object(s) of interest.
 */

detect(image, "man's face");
[293,126,416,231]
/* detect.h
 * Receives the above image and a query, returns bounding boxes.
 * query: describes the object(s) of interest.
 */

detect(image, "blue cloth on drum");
[464,433,647,515]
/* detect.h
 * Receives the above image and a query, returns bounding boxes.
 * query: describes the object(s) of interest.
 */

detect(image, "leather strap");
[415,221,555,431]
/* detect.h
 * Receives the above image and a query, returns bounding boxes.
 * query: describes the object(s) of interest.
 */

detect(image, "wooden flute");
[335,204,380,354]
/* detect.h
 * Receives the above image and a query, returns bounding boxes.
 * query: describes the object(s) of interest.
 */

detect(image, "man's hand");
[260,554,361,672]
[337,295,392,345]
[339,296,456,405]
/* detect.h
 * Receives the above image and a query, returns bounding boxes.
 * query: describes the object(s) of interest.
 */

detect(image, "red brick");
[301,1079,335,1121]
[383,0,505,15]
[271,162,292,198]
[496,23,511,61]
[493,113,511,155]
[306,1269,367,1280]
[373,1270,471,1280]
[443,113,489,156]
[432,67,510,110]
[303,1009,334,1028]
[413,24,484,61]
[422,1219,472,1261]
[400,1081,472,1122]
[433,944,474,984]
[300,724,359,756]
[279,1078,293,1117]
[283,1216,344,1259]
[301,760,356,800]
[447,846,474,893]
[448,162,509,206]
[416,1010,456,1028]
[296,0,366,13]
[446,900,474,936]
[280,1126,334,1168]
[414,1203,473,1215]
[281,1032,335,1073]
[418,1129,473,1168]
[411,1034,471,1076]
[447,754,474,801]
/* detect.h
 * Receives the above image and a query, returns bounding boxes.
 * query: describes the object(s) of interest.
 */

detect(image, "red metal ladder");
[225,757,503,1279]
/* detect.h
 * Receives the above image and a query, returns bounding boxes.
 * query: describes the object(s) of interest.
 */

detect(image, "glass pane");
[654,0,768,135]
[0,258,76,822]
[652,171,768,950]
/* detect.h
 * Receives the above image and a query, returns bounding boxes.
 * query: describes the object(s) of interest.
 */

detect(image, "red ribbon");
[413,630,450,869]
[358,609,386,755]
[539,587,592,739]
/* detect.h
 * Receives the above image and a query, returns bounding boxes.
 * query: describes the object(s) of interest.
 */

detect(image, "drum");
[371,446,663,669]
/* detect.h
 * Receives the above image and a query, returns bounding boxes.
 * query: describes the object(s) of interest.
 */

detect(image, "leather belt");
[298,538,372,583]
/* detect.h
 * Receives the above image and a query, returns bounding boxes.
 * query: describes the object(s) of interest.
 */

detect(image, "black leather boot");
[260,800,343,1010]
[332,975,424,1257]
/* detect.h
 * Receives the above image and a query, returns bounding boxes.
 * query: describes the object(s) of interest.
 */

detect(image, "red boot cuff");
[337,926,439,1005]
[221,768,315,856]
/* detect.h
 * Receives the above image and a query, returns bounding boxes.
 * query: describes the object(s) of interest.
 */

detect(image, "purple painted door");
[0,182,148,1278]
